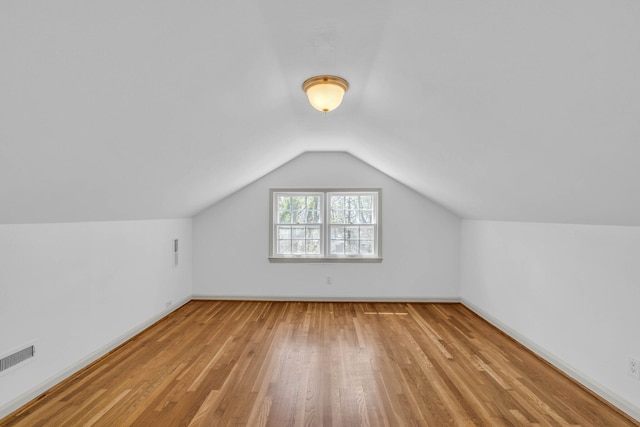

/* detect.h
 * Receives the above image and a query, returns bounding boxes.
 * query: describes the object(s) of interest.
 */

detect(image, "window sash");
[273,192,324,257]
[274,224,324,256]
[326,191,378,258]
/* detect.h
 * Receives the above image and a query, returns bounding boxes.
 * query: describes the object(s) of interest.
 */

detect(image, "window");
[270,189,381,262]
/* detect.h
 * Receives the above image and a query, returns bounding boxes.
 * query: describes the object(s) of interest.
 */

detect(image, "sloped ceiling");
[1,0,639,225]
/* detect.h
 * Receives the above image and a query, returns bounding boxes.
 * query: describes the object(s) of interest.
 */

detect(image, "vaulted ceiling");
[2,0,639,225]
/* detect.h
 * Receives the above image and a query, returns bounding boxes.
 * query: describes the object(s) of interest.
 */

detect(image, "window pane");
[360,241,373,254]
[360,196,373,209]
[278,196,291,212]
[307,196,320,209]
[331,226,344,239]
[346,210,358,224]
[293,209,307,224]
[330,240,344,254]
[345,241,358,254]
[278,226,291,239]
[306,240,321,254]
[345,227,359,240]
[292,240,305,254]
[278,210,291,224]
[277,240,291,254]
[291,196,305,210]
[306,227,320,239]
[307,209,320,223]
[292,226,305,239]
[359,210,373,224]
[346,196,359,209]
[360,226,374,240]
[330,196,344,210]
[330,209,345,224]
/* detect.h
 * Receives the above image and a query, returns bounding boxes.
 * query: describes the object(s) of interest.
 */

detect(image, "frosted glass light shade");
[302,76,349,113]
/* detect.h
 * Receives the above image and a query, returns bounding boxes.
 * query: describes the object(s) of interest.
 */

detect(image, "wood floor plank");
[1,301,637,427]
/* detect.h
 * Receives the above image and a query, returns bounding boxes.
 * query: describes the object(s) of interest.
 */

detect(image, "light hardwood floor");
[2,301,637,426]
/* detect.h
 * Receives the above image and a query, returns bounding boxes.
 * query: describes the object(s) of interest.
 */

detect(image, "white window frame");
[269,188,382,263]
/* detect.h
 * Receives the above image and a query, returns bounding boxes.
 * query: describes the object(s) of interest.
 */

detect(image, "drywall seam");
[461,298,640,423]
[0,296,191,421]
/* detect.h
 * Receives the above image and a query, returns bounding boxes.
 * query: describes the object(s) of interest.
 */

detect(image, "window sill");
[268,257,383,264]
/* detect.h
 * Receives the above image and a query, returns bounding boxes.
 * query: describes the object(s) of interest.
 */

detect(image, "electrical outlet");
[628,357,640,380]
[326,275,332,285]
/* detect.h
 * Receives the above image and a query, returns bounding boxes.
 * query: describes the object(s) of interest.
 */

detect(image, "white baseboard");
[460,298,640,423]
[192,294,461,303]
[0,296,191,421]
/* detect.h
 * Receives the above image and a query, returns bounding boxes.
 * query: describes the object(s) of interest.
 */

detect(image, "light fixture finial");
[302,75,349,113]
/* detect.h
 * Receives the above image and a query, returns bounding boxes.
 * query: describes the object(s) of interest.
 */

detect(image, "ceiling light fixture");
[302,75,349,113]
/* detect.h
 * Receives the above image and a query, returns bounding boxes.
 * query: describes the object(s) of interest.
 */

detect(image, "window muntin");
[271,189,380,261]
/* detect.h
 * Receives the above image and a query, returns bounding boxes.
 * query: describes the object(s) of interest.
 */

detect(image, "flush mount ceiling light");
[302,75,349,113]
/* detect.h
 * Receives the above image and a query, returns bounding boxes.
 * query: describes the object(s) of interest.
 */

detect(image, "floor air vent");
[0,345,35,373]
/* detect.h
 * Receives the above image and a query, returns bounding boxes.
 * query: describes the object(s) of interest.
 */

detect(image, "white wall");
[0,218,192,416]
[461,220,640,419]
[194,152,461,300]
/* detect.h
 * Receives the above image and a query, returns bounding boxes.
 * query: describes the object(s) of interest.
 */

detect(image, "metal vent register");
[0,345,35,373]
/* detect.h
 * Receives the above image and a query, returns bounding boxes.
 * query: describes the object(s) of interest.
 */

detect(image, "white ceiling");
[1,0,639,225]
